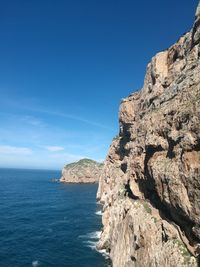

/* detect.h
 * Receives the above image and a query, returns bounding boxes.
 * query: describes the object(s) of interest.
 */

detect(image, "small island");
[59,158,103,183]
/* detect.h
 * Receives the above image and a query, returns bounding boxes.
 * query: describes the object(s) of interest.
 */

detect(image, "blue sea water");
[0,168,110,267]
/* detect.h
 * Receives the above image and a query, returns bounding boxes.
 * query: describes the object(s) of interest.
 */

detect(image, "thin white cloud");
[44,146,65,152]
[0,112,46,128]
[0,145,32,155]
[21,115,45,127]
[30,108,110,129]
[0,97,111,129]
[0,151,86,170]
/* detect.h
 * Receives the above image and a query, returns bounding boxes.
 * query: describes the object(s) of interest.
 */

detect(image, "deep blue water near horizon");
[0,168,110,267]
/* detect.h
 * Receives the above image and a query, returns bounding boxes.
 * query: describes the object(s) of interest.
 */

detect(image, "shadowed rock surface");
[97,3,200,267]
[60,158,103,183]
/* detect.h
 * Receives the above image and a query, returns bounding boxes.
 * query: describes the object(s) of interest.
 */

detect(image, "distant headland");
[60,158,103,183]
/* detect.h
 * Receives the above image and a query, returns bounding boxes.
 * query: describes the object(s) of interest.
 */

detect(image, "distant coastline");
[60,158,103,184]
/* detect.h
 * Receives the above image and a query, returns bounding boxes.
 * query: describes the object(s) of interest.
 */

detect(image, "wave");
[83,240,97,250]
[78,231,101,240]
[98,248,110,259]
[95,210,102,216]
[85,241,110,259]
[32,260,40,267]
[87,231,101,239]
[79,231,101,249]
[79,230,110,261]
[84,242,110,260]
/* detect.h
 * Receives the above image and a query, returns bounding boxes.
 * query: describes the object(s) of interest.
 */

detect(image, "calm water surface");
[0,168,109,267]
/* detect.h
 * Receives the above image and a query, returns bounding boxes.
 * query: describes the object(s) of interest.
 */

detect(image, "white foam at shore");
[79,230,110,260]
[98,248,110,259]
[84,240,97,250]
[95,210,102,216]
[83,240,110,260]
[79,231,101,240]
[87,231,101,239]
[32,260,40,267]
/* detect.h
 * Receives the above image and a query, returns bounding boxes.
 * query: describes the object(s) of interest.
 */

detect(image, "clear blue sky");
[0,0,198,169]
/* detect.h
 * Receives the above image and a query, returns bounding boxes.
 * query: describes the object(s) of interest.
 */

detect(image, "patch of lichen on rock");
[142,202,152,214]
[173,239,196,265]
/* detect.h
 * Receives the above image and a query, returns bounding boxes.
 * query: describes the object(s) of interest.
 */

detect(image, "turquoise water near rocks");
[0,168,110,267]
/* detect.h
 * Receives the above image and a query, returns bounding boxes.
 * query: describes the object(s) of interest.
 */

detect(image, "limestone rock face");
[97,3,200,267]
[60,158,103,183]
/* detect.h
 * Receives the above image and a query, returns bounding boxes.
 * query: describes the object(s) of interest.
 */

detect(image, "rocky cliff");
[97,3,200,267]
[60,158,103,183]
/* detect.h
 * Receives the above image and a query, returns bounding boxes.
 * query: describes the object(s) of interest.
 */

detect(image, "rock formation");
[97,3,200,267]
[60,158,103,183]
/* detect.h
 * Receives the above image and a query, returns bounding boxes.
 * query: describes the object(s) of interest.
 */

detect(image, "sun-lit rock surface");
[60,158,103,183]
[97,3,200,266]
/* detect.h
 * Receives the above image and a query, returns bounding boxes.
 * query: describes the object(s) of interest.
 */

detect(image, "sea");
[0,168,110,267]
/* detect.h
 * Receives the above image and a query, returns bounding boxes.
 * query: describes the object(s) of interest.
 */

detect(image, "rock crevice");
[97,3,200,266]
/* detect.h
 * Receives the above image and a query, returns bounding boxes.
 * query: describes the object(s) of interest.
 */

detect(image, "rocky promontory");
[97,3,200,267]
[60,158,103,183]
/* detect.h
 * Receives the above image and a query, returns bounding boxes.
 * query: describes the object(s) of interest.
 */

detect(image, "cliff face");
[97,4,200,267]
[60,158,103,183]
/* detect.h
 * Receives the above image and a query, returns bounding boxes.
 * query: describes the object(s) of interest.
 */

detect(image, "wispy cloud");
[0,96,111,130]
[44,146,64,152]
[29,107,110,129]
[0,145,32,155]
[21,115,46,127]
[0,96,112,169]
[0,112,46,128]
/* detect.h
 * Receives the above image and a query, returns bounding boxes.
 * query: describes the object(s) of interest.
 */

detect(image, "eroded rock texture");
[97,3,200,267]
